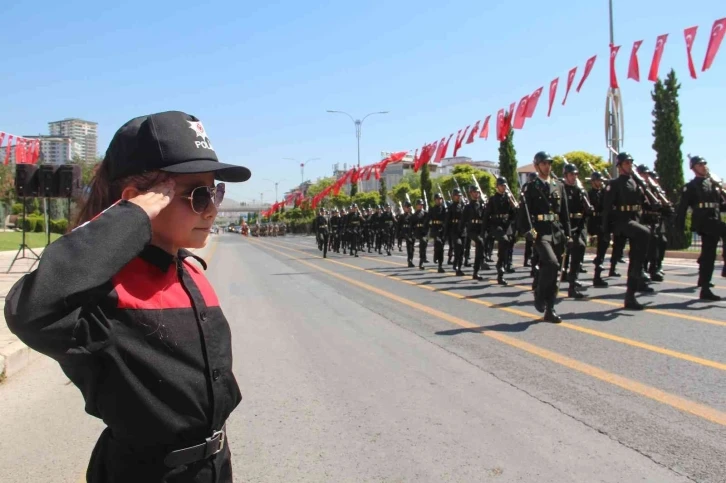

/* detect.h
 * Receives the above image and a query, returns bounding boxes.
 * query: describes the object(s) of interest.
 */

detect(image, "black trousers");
[488,227,511,274]
[432,233,445,265]
[451,234,464,270]
[524,238,533,265]
[405,237,415,262]
[87,427,233,483]
[611,234,627,268]
[698,220,726,286]
[317,231,329,257]
[567,230,587,284]
[470,234,485,275]
[417,236,428,264]
[534,235,565,307]
[614,220,650,292]
[464,235,471,261]
[592,230,610,267]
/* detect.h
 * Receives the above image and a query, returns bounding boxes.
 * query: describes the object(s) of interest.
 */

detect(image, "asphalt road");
[1,233,724,482]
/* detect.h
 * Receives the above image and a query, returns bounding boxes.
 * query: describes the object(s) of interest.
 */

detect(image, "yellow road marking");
[261,239,726,371]
[248,238,726,427]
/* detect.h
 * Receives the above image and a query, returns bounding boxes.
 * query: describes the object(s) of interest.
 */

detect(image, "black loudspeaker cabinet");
[15,164,39,198]
[16,163,83,198]
[38,164,58,198]
[57,165,82,198]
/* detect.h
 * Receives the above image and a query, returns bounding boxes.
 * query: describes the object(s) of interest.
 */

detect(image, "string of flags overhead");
[0,132,42,166]
[261,15,725,217]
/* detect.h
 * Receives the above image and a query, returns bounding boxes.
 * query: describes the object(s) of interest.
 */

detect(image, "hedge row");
[19,216,69,234]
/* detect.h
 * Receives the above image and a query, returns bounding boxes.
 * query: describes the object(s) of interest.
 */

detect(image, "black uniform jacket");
[4,201,242,479]
[677,176,726,234]
[518,177,571,242]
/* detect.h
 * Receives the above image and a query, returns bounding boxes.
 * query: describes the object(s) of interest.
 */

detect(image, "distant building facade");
[48,118,98,162]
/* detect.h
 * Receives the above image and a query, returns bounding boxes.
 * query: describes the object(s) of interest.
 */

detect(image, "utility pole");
[605,0,624,178]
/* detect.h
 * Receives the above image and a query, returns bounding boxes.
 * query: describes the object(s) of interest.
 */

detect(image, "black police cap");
[689,155,707,169]
[415,198,424,205]
[636,164,651,175]
[534,151,553,163]
[563,163,579,175]
[616,152,633,164]
[496,176,507,186]
[434,193,443,199]
[468,184,480,192]
[590,172,602,181]
[452,188,461,195]
[105,110,251,183]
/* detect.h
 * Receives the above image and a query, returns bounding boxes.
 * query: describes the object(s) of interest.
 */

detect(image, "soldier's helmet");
[651,171,660,180]
[452,188,461,196]
[636,164,651,175]
[563,163,579,175]
[527,172,537,181]
[534,151,553,164]
[385,203,391,208]
[351,203,358,209]
[468,184,480,192]
[434,192,443,200]
[590,171,602,181]
[415,198,424,206]
[689,155,707,169]
[616,152,633,165]
[496,176,507,186]
[403,201,412,208]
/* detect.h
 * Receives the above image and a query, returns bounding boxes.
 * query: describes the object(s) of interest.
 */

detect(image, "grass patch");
[0,231,62,251]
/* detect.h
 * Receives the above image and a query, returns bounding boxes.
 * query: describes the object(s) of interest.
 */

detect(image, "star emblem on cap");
[187,121,208,139]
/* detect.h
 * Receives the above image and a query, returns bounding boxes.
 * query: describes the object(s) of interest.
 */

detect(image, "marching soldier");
[370,205,382,254]
[561,163,589,299]
[346,204,362,257]
[483,177,517,285]
[523,172,538,269]
[637,165,668,281]
[429,193,447,273]
[587,172,610,287]
[380,204,396,256]
[313,208,330,258]
[446,188,466,276]
[601,152,655,310]
[518,151,571,323]
[676,155,726,300]
[412,199,429,269]
[460,185,488,281]
[398,201,415,267]
[651,172,671,277]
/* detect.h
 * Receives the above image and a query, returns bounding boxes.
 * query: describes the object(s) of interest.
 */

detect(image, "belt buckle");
[205,430,225,458]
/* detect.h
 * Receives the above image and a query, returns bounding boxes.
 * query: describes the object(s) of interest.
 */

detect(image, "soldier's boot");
[636,277,654,293]
[447,255,453,265]
[579,266,587,274]
[649,266,664,282]
[464,259,471,267]
[496,272,508,286]
[455,269,465,276]
[624,278,645,310]
[438,262,445,274]
[472,272,484,281]
[419,258,425,270]
[699,287,722,301]
[567,282,586,299]
[608,265,620,277]
[592,267,609,287]
[640,270,652,283]
[543,303,562,323]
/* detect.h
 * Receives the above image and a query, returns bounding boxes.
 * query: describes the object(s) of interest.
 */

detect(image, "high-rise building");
[48,118,98,162]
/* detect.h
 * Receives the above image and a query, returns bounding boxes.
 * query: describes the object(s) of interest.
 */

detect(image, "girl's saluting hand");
[129,179,176,220]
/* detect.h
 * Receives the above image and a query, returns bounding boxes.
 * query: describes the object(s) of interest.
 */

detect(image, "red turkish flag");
[0,133,5,151]
[4,135,13,165]
[702,18,726,72]
[374,165,381,180]
[466,120,480,144]
[424,141,438,166]
[547,78,558,117]
[453,126,469,156]
[512,95,529,130]
[495,109,505,142]
[412,148,421,172]
[389,151,407,162]
[609,44,621,88]
[25,140,35,165]
[32,139,41,164]
[648,34,668,81]
[524,87,543,118]
[575,55,597,92]
[16,139,25,164]
[479,115,491,139]
[562,67,577,105]
[627,40,643,81]
[684,26,698,79]
[434,134,454,163]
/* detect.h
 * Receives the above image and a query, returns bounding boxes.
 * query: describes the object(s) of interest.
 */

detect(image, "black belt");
[163,427,226,468]
[471,220,482,224]
[431,220,442,225]
[617,205,641,212]
[536,214,557,221]
[416,223,425,227]
[570,213,583,219]
[451,219,459,224]
[698,202,719,209]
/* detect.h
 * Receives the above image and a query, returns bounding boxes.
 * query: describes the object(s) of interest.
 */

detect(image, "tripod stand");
[6,196,41,274]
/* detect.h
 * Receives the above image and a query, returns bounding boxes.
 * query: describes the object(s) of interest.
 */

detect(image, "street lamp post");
[605,0,624,178]
[284,157,320,187]
[263,178,287,202]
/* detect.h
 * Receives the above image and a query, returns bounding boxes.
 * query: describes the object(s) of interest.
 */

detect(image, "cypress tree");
[498,116,519,197]
[379,176,387,204]
[420,161,433,207]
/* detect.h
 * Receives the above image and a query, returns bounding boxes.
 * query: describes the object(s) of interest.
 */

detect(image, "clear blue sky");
[1,0,724,204]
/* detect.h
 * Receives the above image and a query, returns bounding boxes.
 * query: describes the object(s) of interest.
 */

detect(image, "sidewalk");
[0,247,45,381]
[0,238,217,383]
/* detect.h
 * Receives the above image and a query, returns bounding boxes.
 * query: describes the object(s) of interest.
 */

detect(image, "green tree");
[349,180,358,197]
[353,191,380,208]
[435,165,496,200]
[400,170,421,189]
[306,177,335,198]
[0,163,15,205]
[552,151,611,184]
[651,69,688,249]
[420,162,433,207]
[498,123,519,197]
[378,177,387,203]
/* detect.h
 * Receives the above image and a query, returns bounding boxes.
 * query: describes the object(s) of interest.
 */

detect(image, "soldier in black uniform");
[561,163,589,299]
[676,155,726,300]
[428,193,448,273]
[329,208,341,253]
[398,201,415,267]
[313,208,330,258]
[411,199,429,269]
[601,152,655,310]
[460,185,488,281]
[587,172,610,287]
[346,204,362,257]
[370,205,382,254]
[522,172,537,267]
[637,165,668,281]
[518,151,571,323]
[446,188,466,276]
[651,172,670,277]
[380,204,396,255]
[483,177,517,285]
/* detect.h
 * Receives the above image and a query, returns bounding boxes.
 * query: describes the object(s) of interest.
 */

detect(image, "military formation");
[309,151,725,323]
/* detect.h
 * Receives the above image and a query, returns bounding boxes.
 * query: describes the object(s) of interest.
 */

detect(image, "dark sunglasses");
[178,183,225,214]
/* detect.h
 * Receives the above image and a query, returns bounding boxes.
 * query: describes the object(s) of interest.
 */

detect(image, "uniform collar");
[139,244,208,272]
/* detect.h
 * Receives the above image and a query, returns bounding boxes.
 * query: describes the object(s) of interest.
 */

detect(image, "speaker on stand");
[8,165,41,273]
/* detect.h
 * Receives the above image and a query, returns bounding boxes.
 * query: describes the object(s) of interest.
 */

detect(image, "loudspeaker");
[38,164,59,198]
[57,165,82,198]
[15,165,39,198]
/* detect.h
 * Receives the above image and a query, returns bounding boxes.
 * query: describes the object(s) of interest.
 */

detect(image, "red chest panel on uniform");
[112,257,219,309]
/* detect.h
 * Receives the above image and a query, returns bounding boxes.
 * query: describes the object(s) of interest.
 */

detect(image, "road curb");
[0,339,43,381]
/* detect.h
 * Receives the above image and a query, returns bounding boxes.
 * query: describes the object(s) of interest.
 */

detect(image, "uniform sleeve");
[4,200,152,359]
[602,183,616,233]
[481,200,493,233]
[559,183,572,238]
[675,183,692,231]
[517,186,530,235]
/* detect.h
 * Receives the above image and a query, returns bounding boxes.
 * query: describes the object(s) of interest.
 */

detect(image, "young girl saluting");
[5,110,250,482]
